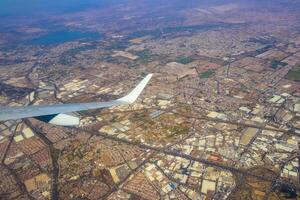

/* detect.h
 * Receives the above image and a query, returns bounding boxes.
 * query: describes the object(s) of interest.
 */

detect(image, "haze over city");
[0,0,300,199]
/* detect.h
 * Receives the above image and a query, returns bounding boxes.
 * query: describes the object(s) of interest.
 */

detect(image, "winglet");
[117,74,153,104]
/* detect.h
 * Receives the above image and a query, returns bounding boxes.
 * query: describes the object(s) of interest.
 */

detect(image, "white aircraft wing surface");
[0,74,152,122]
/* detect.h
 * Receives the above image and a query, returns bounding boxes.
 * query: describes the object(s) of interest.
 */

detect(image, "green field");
[200,69,215,78]
[270,60,287,69]
[176,56,194,64]
[166,125,189,139]
[286,65,300,82]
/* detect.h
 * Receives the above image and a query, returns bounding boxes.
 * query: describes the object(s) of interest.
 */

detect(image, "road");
[77,126,278,183]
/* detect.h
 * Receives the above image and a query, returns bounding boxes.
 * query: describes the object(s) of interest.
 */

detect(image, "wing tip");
[117,73,153,104]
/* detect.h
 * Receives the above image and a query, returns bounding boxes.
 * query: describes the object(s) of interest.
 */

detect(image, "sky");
[0,0,293,17]
[0,0,125,16]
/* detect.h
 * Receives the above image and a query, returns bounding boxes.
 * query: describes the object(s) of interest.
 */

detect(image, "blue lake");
[26,31,103,45]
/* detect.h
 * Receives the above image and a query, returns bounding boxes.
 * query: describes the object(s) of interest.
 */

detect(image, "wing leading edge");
[0,74,153,122]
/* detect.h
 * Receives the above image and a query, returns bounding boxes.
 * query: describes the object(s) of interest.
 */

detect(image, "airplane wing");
[0,74,152,125]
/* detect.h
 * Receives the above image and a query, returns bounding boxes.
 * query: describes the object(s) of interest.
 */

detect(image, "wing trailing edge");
[0,74,153,123]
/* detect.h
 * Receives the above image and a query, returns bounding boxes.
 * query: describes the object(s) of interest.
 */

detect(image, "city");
[0,0,300,199]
